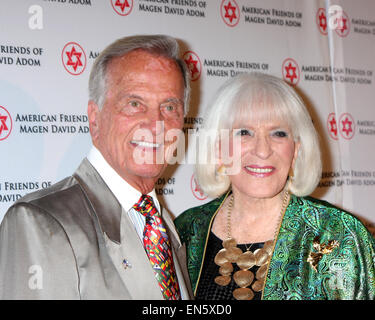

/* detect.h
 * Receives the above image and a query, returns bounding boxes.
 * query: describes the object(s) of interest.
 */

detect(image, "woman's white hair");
[196,72,322,198]
[88,34,190,114]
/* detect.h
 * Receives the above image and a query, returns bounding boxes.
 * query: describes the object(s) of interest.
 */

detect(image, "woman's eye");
[272,130,288,138]
[236,129,252,136]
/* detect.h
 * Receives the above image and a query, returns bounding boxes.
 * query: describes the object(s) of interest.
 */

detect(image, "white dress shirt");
[87,146,159,241]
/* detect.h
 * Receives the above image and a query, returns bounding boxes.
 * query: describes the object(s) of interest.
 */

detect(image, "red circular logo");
[220,0,240,27]
[327,112,338,140]
[190,174,207,201]
[183,51,202,82]
[61,42,87,76]
[316,8,328,35]
[282,58,300,86]
[333,10,350,37]
[339,113,355,140]
[0,105,13,141]
[111,0,133,16]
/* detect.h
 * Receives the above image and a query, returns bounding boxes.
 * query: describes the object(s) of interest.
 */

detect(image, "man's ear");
[87,101,100,144]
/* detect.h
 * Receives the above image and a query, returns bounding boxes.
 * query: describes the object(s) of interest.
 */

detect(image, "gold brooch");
[307,236,339,272]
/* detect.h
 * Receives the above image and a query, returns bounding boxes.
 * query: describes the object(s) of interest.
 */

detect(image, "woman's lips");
[244,165,275,177]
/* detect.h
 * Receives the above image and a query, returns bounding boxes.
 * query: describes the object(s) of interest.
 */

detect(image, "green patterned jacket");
[175,193,375,300]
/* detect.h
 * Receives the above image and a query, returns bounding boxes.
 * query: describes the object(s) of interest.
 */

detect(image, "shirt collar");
[86,146,160,213]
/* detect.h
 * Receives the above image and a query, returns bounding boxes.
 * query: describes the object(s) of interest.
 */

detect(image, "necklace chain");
[226,190,290,244]
[214,189,290,300]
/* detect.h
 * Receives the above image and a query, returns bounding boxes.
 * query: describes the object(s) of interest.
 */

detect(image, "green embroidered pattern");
[175,195,375,300]
[264,196,375,300]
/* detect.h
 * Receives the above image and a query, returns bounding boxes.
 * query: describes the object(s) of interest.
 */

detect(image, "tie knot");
[133,194,158,217]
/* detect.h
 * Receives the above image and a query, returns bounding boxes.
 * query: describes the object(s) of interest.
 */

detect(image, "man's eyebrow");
[163,97,184,104]
[123,94,144,100]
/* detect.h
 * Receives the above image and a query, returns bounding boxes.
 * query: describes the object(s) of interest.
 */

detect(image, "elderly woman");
[175,73,375,300]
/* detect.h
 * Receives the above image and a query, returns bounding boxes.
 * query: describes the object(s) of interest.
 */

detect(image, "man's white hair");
[88,34,190,115]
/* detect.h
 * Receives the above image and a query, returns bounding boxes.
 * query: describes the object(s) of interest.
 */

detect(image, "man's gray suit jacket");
[0,159,193,299]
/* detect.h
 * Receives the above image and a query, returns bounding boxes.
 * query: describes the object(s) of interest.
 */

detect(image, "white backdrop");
[1,0,375,235]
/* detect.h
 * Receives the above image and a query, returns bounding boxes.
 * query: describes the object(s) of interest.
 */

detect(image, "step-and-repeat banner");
[1,0,375,234]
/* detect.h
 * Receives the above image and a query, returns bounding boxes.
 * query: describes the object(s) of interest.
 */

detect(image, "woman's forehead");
[231,103,291,128]
[232,116,291,129]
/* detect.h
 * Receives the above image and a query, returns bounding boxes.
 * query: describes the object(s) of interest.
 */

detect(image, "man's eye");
[165,105,175,111]
[129,101,140,108]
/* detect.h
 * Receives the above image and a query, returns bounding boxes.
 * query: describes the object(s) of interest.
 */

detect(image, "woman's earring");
[288,167,294,193]
[217,165,227,176]
[288,167,294,181]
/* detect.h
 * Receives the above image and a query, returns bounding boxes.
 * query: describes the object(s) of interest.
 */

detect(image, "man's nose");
[142,108,164,136]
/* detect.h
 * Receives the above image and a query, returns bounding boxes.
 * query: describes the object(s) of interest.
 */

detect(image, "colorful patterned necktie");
[133,194,181,300]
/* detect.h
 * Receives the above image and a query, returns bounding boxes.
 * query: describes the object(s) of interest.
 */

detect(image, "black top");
[195,231,264,300]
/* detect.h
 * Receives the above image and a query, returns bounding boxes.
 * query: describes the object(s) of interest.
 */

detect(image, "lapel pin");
[122,259,132,270]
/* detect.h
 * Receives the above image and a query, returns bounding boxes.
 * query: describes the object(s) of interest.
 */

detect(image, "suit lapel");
[72,159,130,298]
[74,158,121,243]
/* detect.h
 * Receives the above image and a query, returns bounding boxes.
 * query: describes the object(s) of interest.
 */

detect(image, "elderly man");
[0,35,193,299]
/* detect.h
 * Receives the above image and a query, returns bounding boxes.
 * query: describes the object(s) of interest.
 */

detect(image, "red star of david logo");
[185,55,199,79]
[221,0,239,27]
[0,106,12,141]
[336,16,348,34]
[194,179,205,197]
[341,116,353,137]
[282,58,300,86]
[62,42,86,75]
[285,62,298,84]
[316,8,328,35]
[329,117,337,136]
[111,0,133,16]
[224,1,237,23]
[0,115,8,135]
[66,46,83,72]
[183,51,201,81]
[115,0,130,12]
[339,113,355,140]
[333,10,350,37]
[327,113,338,140]
[319,11,327,32]
[191,174,207,200]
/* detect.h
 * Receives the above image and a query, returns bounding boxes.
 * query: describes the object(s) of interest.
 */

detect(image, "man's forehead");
[103,50,185,103]
[108,49,179,73]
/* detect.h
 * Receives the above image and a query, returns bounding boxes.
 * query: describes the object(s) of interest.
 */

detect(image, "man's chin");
[128,163,166,179]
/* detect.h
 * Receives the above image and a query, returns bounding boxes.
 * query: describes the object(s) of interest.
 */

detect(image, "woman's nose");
[252,135,273,159]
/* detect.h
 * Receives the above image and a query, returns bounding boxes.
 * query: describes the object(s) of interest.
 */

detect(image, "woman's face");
[225,116,299,201]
